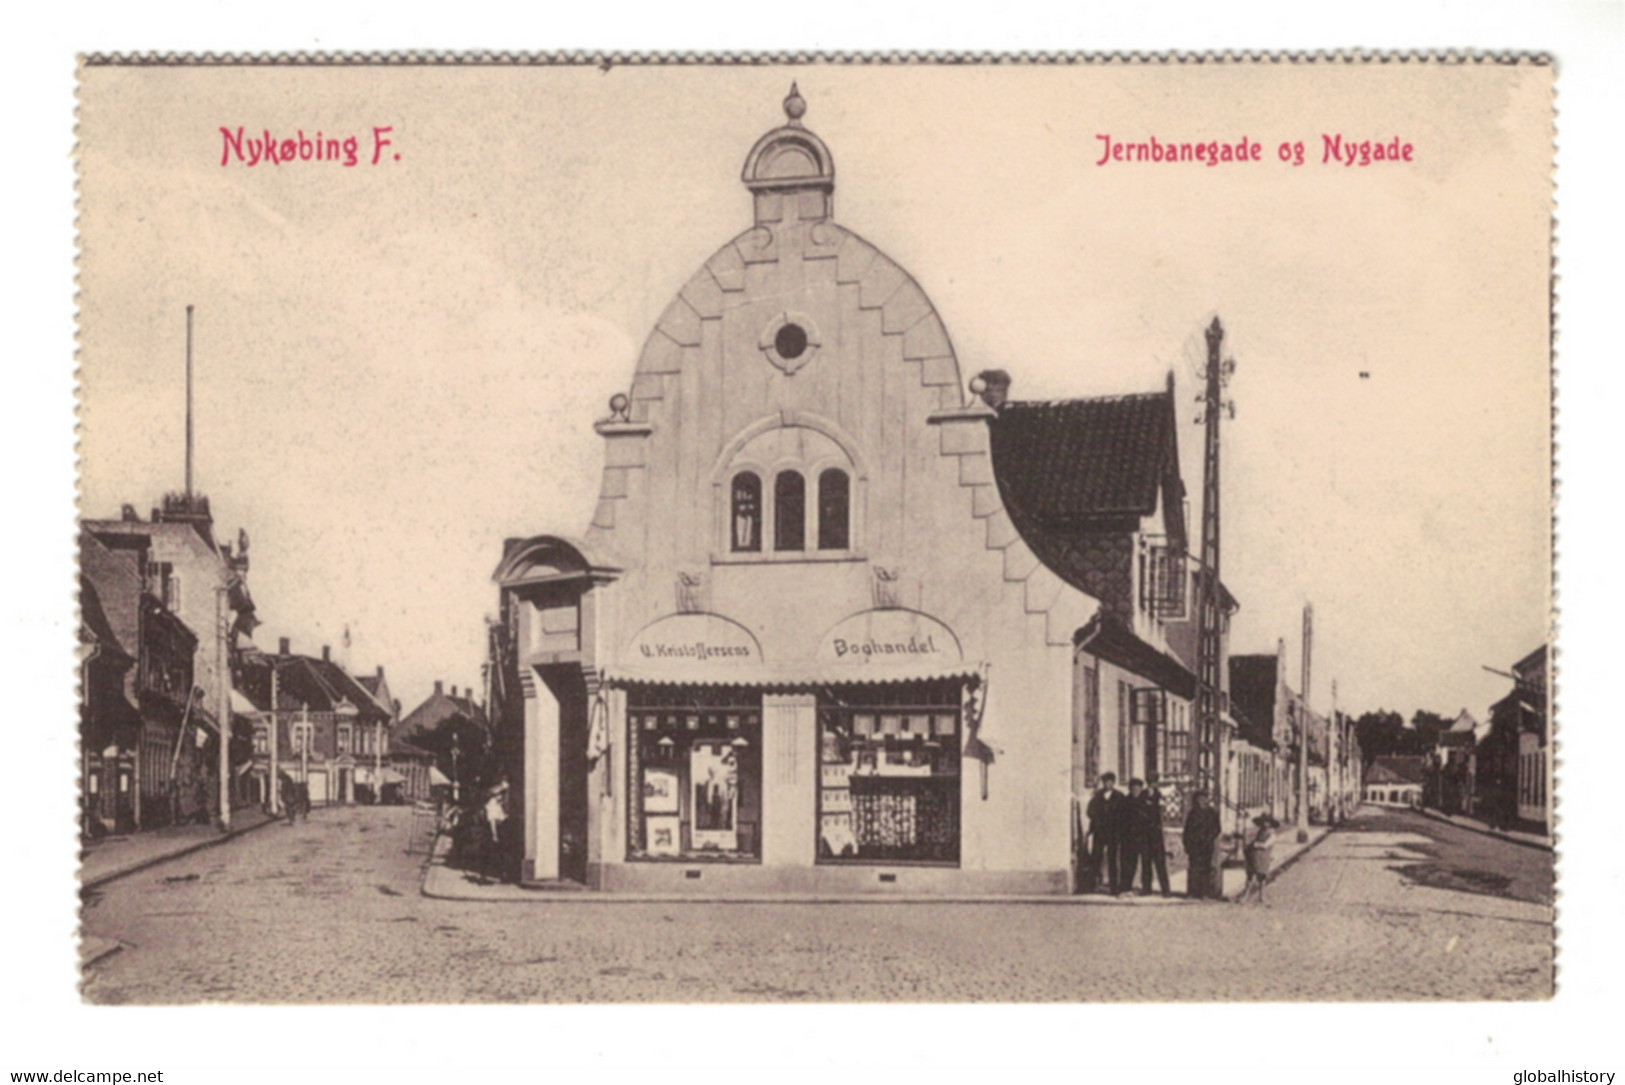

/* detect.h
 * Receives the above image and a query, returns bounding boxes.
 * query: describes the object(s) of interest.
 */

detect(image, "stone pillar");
[761,693,817,867]
[521,667,561,882]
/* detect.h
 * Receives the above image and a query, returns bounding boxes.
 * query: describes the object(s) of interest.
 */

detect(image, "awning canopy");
[428,766,453,787]
[600,661,983,690]
[1073,613,1197,701]
[356,766,407,786]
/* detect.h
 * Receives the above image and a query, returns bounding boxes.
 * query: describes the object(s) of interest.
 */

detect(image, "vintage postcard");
[75,56,1555,1004]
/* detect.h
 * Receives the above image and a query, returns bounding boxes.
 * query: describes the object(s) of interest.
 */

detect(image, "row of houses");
[1424,645,1551,832]
[480,87,1362,893]
[79,493,448,838]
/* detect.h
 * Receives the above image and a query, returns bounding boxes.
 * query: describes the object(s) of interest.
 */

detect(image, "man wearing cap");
[1182,789,1223,900]
[1085,772,1128,895]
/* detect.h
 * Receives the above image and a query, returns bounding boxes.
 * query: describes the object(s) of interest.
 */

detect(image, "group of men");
[1081,772,1225,899]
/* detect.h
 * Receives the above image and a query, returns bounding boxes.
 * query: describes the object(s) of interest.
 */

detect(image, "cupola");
[740,83,835,226]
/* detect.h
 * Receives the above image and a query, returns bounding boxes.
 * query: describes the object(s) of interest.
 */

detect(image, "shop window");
[774,471,805,551]
[815,681,963,865]
[337,726,352,755]
[626,686,762,861]
[731,472,762,552]
[817,468,850,550]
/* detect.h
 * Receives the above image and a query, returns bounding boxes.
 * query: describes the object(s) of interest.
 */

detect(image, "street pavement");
[79,804,1553,1004]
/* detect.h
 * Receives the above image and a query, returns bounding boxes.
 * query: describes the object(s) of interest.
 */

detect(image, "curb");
[419,860,1204,907]
[1416,807,1553,852]
[1263,826,1335,885]
[80,811,284,891]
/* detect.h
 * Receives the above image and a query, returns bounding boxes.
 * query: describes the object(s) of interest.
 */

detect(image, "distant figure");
[296,781,310,821]
[1135,781,1172,897]
[278,771,299,826]
[1085,773,1128,896]
[1235,814,1278,905]
[1182,789,1222,900]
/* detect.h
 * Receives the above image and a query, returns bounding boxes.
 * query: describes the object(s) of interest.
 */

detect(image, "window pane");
[817,468,850,550]
[731,471,761,552]
[774,470,805,551]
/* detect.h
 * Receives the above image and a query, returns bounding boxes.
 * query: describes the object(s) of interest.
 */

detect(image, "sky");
[75,62,1554,721]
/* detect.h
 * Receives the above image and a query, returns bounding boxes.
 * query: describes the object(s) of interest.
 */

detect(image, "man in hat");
[1085,773,1128,895]
[1182,789,1223,900]
[1133,779,1172,897]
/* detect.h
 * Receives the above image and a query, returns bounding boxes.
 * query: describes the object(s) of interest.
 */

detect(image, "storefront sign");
[817,609,962,666]
[625,613,763,666]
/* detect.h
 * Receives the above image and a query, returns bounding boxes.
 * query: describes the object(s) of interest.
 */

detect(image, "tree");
[407,712,494,799]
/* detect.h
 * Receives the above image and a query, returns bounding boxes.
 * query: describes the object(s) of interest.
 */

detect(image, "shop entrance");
[530,665,591,884]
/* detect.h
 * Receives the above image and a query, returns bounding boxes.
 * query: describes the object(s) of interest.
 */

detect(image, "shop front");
[494,87,1108,896]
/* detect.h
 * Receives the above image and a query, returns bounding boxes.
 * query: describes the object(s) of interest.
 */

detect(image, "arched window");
[817,468,850,550]
[731,472,761,552]
[774,470,805,551]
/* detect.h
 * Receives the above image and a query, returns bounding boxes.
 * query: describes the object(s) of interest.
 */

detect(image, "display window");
[626,685,762,861]
[816,681,962,865]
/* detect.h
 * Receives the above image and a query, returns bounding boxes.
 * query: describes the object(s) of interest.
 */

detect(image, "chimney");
[434,680,444,696]
[970,369,1012,410]
[376,665,385,679]
[279,637,290,656]
[322,644,331,662]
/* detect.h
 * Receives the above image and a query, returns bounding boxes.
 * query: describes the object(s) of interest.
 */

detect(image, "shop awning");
[600,661,983,690]
[356,766,407,786]
[1073,613,1197,700]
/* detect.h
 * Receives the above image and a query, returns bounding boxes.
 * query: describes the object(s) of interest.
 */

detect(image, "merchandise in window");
[816,681,962,865]
[627,686,762,861]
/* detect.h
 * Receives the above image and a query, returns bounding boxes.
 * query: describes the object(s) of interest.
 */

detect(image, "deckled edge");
[77,49,1556,66]
[71,53,86,1000]
[1548,55,1562,1000]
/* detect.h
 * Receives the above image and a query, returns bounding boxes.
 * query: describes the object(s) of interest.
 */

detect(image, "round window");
[774,323,809,361]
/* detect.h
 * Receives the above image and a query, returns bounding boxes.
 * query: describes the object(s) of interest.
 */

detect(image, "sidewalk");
[420,824,1335,905]
[79,806,280,890]
[1418,807,1552,850]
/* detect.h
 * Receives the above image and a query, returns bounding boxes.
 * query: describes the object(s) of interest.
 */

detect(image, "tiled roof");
[1367,756,1427,786]
[1228,655,1279,750]
[79,532,145,659]
[989,391,1184,533]
[233,652,391,722]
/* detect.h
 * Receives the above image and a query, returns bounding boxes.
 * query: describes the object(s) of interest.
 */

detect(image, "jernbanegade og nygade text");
[1096,133,1415,167]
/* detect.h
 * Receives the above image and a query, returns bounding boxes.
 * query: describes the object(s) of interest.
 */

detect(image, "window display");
[627,685,761,861]
[816,681,962,864]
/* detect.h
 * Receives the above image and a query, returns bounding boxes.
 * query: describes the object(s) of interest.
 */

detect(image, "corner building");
[496,89,1181,894]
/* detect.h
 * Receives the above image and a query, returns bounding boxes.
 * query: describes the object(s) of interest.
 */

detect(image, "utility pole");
[1193,317,1235,833]
[1330,678,1340,824]
[1298,603,1313,842]
[216,586,231,831]
[185,304,194,500]
[269,657,281,815]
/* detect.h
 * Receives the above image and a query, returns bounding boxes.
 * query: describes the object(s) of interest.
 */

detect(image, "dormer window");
[774,470,806,551]
[818,468,850,550]
[731,472,762,552]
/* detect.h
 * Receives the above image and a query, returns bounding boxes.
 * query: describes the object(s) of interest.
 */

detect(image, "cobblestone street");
[79,804,1553,1004]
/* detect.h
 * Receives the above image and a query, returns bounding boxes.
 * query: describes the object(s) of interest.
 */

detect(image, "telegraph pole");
[1194,317,1235,833]
[216,587,231,831]
[269,656,281,815]
[1298,603,1313,841]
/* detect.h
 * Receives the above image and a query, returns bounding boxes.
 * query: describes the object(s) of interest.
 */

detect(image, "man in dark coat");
[1085,772,1128,895]
[1182,788,1223,900]
[1135,781,1172,897]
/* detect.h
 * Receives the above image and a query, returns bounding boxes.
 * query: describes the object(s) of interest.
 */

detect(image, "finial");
[784,82,806,125]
